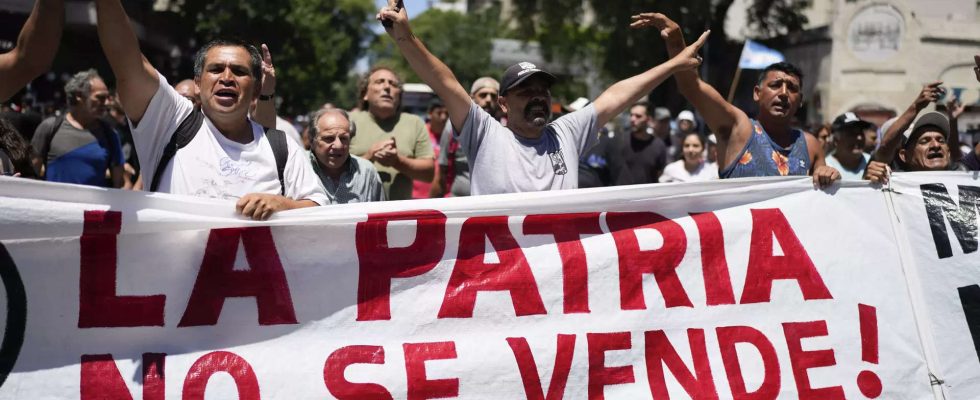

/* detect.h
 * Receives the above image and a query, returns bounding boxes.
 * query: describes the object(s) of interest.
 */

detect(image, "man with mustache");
[349,66,434,201]
[92,0,328,220]
[31,69,126,188]
[632,13,840,186]
[378,1,709,194]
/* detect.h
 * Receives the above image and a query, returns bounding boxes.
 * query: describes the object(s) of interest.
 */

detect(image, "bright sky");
[359,0,432,72]
[373,0,431,19]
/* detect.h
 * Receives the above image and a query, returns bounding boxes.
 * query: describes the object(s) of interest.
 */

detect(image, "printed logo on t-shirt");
[549,150,568,175]
[219,157,257,180]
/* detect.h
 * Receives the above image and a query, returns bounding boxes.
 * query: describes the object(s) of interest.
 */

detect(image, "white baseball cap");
[678,110,696,123]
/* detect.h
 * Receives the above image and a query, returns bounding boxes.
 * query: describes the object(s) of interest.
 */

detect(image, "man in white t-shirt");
[378,1,710,195]
[93,0,327,220]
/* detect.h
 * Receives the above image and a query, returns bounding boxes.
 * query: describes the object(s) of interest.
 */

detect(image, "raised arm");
[592,31,709,127]
[630,13,750,141]
[872,82,942,165]
[0,0,64,101]
[946,97,965,162]
[251,44,277,128]
[93,0,159,124]
[378,0,472,131]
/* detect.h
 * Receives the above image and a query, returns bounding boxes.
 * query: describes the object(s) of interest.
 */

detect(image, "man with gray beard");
[377,0,709,195]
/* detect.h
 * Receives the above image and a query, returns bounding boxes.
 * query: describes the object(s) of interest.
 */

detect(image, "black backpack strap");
[264,127,288,196]
[150,109,204,192]
[94,119,120,167]
[39,114,65,171]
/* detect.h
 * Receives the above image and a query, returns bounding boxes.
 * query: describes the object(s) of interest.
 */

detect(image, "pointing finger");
[261,44,272,64]
[691,30,711,52]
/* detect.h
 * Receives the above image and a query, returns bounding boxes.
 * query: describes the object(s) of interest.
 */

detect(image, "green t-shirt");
[349,111,434,200]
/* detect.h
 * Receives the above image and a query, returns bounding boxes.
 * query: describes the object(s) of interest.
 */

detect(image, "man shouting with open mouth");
[377,0,709,195]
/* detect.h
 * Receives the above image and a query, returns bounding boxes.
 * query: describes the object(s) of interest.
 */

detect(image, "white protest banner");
[0,176,934,399]
[890,172,980,399]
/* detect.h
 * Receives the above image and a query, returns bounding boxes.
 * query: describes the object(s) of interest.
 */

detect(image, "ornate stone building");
[786,0,980,130]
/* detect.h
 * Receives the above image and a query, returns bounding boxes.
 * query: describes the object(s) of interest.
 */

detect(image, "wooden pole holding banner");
[726,66,742,103]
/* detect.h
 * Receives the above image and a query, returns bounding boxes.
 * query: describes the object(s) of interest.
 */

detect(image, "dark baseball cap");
[500,62,557,96]
[831,112,872,134]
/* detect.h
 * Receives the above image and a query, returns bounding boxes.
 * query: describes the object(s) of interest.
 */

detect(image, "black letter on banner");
[0,242,27,388]
[921,184,980,259]
[958,284,980,365]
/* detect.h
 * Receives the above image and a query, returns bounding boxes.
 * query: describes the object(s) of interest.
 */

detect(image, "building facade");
[788,0,980,130]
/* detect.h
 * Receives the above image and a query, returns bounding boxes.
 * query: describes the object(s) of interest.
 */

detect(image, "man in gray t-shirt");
[459,100,598,194]
[378,1,710,195]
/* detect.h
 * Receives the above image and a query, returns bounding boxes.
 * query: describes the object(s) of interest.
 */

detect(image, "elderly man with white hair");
[309,108,384,204]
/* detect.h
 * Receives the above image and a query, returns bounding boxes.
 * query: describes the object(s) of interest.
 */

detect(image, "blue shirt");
[824,151,870,181]
[720,119,810,179]
[32,117,125,187]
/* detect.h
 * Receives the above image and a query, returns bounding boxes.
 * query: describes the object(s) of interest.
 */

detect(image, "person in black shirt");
[616,101,667,185]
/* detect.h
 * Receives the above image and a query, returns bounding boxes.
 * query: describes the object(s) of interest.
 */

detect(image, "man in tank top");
[631,13,841,187]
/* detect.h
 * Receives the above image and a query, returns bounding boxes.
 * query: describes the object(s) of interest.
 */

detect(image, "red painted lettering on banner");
[506,335,576,400]
[178,227,297,327]
[143,353,166,400]
[356,211,447,321]
[439,216,546,318]
[524,213,602,314]
[782,321,845,399]
[324,345,393,400]
[182,351,260,400]
[741,209,832,304]
[857,304,883,398]
[78,210,165,328]
[690,212,736,306]
[80,353,165,400]
[587,332,635,400]
[607,212,691,310]
[403,342,459,400]
[716,326,781,400]
[644,329,718,400]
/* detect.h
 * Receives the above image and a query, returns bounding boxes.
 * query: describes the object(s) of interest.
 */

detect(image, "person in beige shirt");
[349,66,434,201]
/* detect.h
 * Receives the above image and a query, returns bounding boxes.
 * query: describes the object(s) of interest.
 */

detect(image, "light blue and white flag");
[737,39,785,69]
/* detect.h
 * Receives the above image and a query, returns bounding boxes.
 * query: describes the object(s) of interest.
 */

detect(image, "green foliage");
[369,8,504,90]
[177,0,376,115]
[747,0,813,38]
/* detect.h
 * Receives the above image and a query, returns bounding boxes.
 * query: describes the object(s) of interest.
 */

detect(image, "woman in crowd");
[660,132,718,183]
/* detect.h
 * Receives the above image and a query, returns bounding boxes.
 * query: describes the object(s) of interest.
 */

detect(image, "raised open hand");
[629,12,680,39]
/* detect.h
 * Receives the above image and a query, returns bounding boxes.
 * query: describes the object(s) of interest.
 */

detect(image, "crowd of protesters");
[1,0,979,221]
